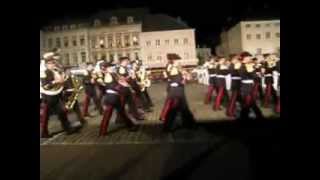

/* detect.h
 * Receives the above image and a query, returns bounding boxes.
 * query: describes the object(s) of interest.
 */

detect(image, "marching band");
[40,49,280,138]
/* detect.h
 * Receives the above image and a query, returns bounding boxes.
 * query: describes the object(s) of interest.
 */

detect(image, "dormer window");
[70,24,76,29]
[94,19,101,27]
[54,26,60,31]
[127,16,134,24]
[110,16,118,25]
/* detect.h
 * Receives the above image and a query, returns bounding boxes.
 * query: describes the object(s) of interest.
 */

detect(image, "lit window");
[135,52,139,60]
[246,34,251,40]
[256,24,261,28]
[266,32,271,39]
[245,24,251,28]
[174,39,179,45]
[156,40,160,46]
[157,56,162,61]
[183,38,188,44]
[146,41,151,46]
[133,33,139,46]
[91,37,97,48]
[265,23,270,27]
[99,36,105,48]
[276,32,280,38]
[116,33,121,48]
[256,34,261,40]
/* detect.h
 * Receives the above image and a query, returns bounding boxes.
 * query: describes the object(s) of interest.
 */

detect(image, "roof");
[142,14,189,32]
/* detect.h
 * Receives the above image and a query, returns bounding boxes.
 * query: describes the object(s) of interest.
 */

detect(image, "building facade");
[140,29,197,68]
[41,9,198,68]
[216,19,280,56]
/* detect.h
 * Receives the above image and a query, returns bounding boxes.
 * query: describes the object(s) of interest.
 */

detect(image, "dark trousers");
[213,86,229,110]
[160,86,195,131]
[40,95,72,137]
[99,94,134,136]
[83,86,102,116]
[204,77,217,104]
[120,86,143,119]
[240,84,264,120]
[263,83,277,108]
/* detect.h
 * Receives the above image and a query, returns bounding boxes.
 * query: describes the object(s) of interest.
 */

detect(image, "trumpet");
[65,76,82,110]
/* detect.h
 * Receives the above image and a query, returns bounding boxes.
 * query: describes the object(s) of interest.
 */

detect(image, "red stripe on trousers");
[252,82,259,101]
[276,96,280,113]
[160,98,174,122]
[99,105,114,136]
[214,86,224,110]
[264,83,272,107]
[82,94,90,116]
[245,95,252,107]
[204,85,215,104]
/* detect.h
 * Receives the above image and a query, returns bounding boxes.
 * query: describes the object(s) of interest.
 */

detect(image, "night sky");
[39,0,279,49]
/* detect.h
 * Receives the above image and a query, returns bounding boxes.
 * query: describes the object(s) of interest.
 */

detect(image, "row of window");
[46,36,86,49]
[146,38,189,47]
[91,52,139,62]
[51,16,135,31]
[63,52,87,66]
[245,22,280,28]
[91,33,139,49]
[147,52,190,61]
[246,32,280,40]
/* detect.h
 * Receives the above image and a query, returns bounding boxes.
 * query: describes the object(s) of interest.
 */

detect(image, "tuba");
[40,68,67,96]
[65,76,83,110]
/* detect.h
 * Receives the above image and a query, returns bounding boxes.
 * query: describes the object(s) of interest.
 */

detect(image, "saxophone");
[65,76,82,110]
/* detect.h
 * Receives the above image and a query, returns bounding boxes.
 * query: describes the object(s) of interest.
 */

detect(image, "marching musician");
[203,56,218,104]
[82,63,102,117]
[239,52,264,120]
[136,62,154,108]
[159,53,196,133]
[213,56,230,111]
[62,69,87,126]
[40,52,79,138]
[226,54,242,117]
[116,57,144,120]
[99,62,138,136]
[252,55,265,103]
[262,54,277,108]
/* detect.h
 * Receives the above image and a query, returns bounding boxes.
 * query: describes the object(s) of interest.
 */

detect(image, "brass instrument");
[137,68,151,91]
[65,76,82,110]
[40,68,67,96]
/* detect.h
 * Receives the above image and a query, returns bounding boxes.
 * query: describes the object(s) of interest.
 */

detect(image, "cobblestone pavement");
[41,82,279,145]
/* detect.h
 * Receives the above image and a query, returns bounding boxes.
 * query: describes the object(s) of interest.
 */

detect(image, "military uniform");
[226,58,242,117]
[213,59,230,110]
[252,60,264,103]
[99,62,137,136]
[203,58,218,104]
[136,64,154,109]
[117,58,144,120]
[62,75,86,125]
[239,53,264,120]
[40,57,78,138]
[159,54,196,132]
[275,60,280,113]
[262,56,277,107]
[82,68,102,116]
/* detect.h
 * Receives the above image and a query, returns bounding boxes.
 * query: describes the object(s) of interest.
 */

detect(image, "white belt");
[106,89,119,95]
[232,77,241,80]
[216,75,226,78]
[65,88,74,92]
[264,74,272,77]
[209,74,216,77]
[170,83,179,87]
[241,80,254,84]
